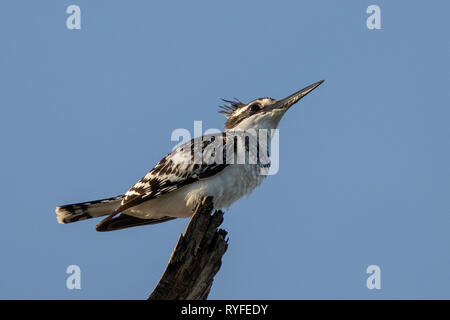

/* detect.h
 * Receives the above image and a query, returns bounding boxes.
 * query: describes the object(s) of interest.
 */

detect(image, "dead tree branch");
[148,196,228,300]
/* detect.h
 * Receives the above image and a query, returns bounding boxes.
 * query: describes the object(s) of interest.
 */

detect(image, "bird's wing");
[114,133,230,215]
[95,132,260,231]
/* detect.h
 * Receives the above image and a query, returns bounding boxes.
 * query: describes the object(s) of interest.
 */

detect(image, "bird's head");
[220,80,324,131]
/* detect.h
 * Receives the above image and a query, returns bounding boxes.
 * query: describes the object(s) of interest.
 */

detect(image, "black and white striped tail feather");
[56,195,124,224]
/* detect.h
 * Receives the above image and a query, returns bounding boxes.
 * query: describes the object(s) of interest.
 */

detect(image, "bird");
[56,80,324,231]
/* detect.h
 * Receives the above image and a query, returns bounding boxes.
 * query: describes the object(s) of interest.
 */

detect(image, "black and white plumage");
[56,80,324,231]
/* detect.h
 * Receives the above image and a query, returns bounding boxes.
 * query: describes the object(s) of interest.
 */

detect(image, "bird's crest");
[218,98,245,118]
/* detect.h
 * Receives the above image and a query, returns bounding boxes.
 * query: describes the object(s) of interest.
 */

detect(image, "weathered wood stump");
[148,196,228,300]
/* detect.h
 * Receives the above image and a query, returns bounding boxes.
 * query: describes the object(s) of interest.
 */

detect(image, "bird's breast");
[185,163,266,210]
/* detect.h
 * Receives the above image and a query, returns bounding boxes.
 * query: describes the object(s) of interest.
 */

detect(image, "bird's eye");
[249,103,261,112]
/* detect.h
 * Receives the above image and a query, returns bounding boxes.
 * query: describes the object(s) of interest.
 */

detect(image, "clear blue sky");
[1,0,449,299]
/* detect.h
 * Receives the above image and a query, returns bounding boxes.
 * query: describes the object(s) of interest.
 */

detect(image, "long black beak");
[274,80,324,110]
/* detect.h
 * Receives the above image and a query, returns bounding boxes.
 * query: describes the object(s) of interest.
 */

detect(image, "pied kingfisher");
[56,80,324,231]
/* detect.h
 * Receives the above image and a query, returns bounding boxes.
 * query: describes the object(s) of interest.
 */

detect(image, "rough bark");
[148,196,228,300]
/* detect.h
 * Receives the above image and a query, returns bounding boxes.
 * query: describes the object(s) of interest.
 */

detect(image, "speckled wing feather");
[113,133,230,215]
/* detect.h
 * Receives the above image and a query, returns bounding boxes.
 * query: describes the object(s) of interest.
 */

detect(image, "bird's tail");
[56,195,124,224]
